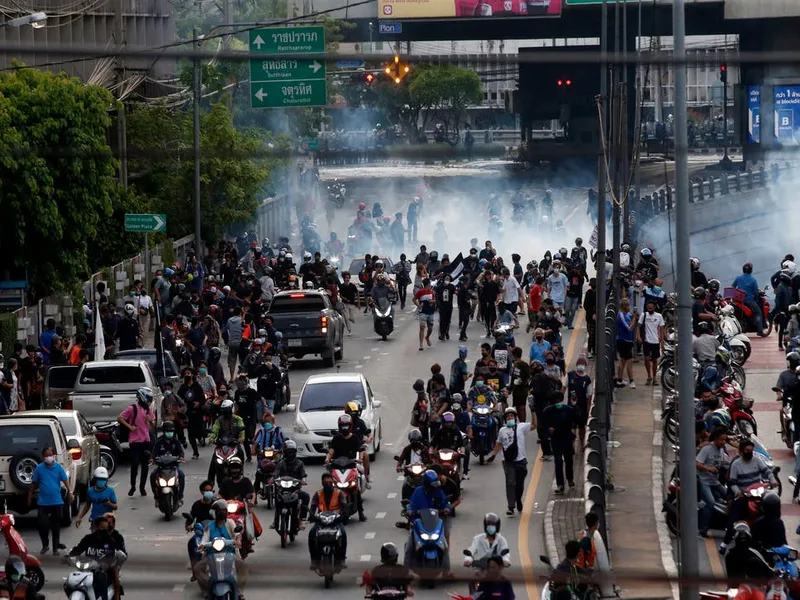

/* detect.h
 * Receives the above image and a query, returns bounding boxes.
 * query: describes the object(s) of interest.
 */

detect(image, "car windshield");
[0,424,55,452]
[299,381,366,412]
[79,366,146,385]
[269,295,326,312]
[57,416,78,436]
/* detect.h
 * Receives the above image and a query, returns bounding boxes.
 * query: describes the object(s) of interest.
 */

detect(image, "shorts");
[617,340,633,360]
[643,342,660,360]
[227,343,240,369]
[443,515,454,536]
[419,313,435,327]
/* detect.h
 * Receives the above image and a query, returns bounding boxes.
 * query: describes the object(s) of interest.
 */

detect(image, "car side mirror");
[373,400,382,409]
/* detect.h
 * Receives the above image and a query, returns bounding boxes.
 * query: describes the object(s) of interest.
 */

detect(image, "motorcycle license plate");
[0,479,5,491]
[288,339,302,347]
[318,528,339,536]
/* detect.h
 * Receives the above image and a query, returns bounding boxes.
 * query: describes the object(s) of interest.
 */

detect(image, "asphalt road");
[9,308,586,600]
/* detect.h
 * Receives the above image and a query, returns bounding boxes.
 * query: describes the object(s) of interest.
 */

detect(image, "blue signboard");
[747,86,760,144]
[379,22,402,34]
[336,59,365,69]
[774,86,800,146]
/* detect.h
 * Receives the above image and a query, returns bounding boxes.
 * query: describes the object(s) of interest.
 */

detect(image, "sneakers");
[358,512,368,522]
[645,378,653,386]
[462,473,470,480]
[614,379,626,388]
[555,487,565,495]
[629,381,636,389]
[506,508,515,516]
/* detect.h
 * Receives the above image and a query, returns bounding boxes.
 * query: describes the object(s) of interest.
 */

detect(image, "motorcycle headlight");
[410,465,424,475]
[166,476,176,486]
[439,451,454,461]
[420,533,431,541]
[428,533,440,541]
[212,538,226,552]
[216,458,223,464]
[336,482,349,489]
[227,503,238,514]
[158,477,168,486]
[280,480,295,488]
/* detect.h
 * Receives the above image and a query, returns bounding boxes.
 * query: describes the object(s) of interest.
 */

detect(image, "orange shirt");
[68,345,83,365]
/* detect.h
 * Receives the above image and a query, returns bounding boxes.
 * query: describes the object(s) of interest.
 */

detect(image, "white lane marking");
[110,482,119,488]
[397,474,404,481]
[355,365,364,369]
[376,512,387,519]
[387,492,397,499]
[172,585,185,592]
[380,352,389,356]
[365,532,376,539]
[363,356,371,360]
[371,348,379,351]
[360,554,372,562]
[384,443,393,446]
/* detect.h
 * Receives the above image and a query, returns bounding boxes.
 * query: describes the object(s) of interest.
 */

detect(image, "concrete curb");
[544,499,560,566]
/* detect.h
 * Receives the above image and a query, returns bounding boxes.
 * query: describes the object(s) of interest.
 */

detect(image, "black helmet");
[4,555,25,583]
[283,439,297,460]
[708,279,721,294]
[788,351,800,370]
[162,421,176,432]
[210,347,222,362]
[697,321,712,335]
[693,286,707,300]
[408,429,423,444]
[743,262,753,274]
[380,542,399,565]
[430,251,438,261]
[211,499,228,519]
[337,414,353,434]
[762,491,781,517]
[484,512,501,534]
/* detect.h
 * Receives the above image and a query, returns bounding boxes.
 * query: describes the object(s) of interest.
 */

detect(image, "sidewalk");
[543,360,674,600]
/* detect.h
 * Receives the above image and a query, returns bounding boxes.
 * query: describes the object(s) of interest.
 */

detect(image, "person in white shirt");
[636,300,665,386]
[137,290,154,333]
[488,407,533,516]
[259,271,276,304]
[501,268,522,315]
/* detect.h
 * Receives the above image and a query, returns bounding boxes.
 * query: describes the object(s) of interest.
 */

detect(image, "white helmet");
[124,304,136,316]
[93,467,109,480]
[285,253,293,262]
[783,260,797,275]
[303,251,312,262]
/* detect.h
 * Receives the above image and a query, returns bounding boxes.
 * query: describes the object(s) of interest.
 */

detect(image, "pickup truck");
[65,360,163,425]
[267,290,345,367]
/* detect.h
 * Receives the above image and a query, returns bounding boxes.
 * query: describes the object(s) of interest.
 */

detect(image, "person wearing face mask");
[509,347,531,423]
[529,328,552,365]
[118,388,156,497]
[542,391,577,494]
[239,338,266,378]
[195,360,217,395]
[464,513,511,570]
[566,358,592,447]
[3,556,37,600]
[636,301,665,386]
[233,373,261,462]
[28,446,72,555]
[194,500,249,595]
[209,399,246,483]
[177,369,206,459]
[546,265,568,310]
[69,515,123,600]
[149,421,186,504]
[488,408,533,516]
[75,467,118,530]
[643,278,667,312]
[538,305,562,346]
[437,275,456,341]
[431,411,465,455]
[253,411,285,456]
[473,343,492,382]
[185,480,216,571]
[308,472,348,567]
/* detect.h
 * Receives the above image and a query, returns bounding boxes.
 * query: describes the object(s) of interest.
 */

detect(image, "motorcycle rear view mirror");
[181,512,192,521]
[463,549,472,557]
[500,549,510,555]
[393,455,401,461]
[539,555,552,566]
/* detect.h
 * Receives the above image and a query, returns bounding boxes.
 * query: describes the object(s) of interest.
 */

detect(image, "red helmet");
[359,202,366,210]
[209,304,219,316]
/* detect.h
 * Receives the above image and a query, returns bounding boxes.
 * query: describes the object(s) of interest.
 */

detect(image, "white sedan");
[286,372,383,459]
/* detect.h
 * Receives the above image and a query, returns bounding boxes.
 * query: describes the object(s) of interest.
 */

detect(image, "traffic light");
[365,72,375,84]
[384,55,411,85]
[720,64,727,83]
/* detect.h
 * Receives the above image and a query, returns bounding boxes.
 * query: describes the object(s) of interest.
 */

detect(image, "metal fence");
[254,196,292,244]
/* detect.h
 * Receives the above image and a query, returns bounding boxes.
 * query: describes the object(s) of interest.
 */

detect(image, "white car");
[287,372,382,459]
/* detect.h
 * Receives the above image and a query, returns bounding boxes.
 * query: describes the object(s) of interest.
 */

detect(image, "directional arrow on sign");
[255,88,267,102]
[310,60,322,74]
[253,35,265,49]
[154,214,165,231]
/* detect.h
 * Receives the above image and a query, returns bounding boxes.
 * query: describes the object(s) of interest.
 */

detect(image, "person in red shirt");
[68,333,87,365]
[527,276,544,332]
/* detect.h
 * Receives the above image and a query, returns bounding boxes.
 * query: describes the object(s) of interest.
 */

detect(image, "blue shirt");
[547,273,568,304]
[616,311,634,342]
[86,486,117,521]
[39,330,56,364]
[32,462,68,506]
[733,273,760,304]
[407,486,451,513]
[254,426,285,451]
[529,340,552,364]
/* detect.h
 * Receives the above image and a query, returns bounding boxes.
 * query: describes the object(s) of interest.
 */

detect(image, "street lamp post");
[1,12,47,28]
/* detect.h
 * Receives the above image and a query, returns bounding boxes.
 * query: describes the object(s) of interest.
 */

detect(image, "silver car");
[7,410,101,496]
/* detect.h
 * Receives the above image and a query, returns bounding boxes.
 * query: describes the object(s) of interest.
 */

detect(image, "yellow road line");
[704,537,725,581]
[519,310,586,600]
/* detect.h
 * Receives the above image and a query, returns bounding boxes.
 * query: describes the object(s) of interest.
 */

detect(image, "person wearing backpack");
[488,407,532,517]
[576,512,600,569]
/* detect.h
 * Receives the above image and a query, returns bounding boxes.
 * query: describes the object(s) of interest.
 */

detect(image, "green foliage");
[0,66,128,300]
[0,313,17,357]
[409,64,483,134]
[126,101,280,245]
[171,0,288,41]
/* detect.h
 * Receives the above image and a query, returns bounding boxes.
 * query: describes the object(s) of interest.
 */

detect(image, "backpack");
[359,266,370,284]
[576,529,597,568]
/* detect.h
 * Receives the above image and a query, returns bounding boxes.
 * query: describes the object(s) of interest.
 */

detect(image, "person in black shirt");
[219,457,255,502]
[185,480,216,568]
[254,355,282,415]
[160,314,178,357]
[69,516,121,600]
[480,271,502,337]
[690,258,708,289]
[149,421,186,502]
[691,286,717,334]
[431,411,465,452]
[231,374,260,462]
[366,543,415,594]
[542,391,577,494]
[117,304,141,351]
[457,277,473,342]
[325,414,367,521]
[437,275,456,341]
[273,440,310,524]
[178,368,207,459]
[345,402,372,487]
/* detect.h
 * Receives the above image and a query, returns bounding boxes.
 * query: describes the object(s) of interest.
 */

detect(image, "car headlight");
[158,477,168,486]
[227,503,238,513]
[439,451,454,461]
[212,538,226,552]
[336,482,349,489]
[294,419,309,434]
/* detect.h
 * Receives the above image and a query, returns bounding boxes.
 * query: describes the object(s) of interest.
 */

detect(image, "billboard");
[747,85,760,144]
[774,86,800,146]
[378,0,561,19]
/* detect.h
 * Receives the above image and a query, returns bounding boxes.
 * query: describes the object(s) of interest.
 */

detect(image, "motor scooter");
[255,447,281,508]
[728,286,772,337]
[539,555,599,600]
[63,550,127,600]
[0,513,44,590]
[328,456,365,517]
[311,510,346,588]
[470,404,496,465]
[373,297,394,340]
[153,453,182,521]
[717,304,752,364]
[274,476,303,548]
[224,498,258,560]
[398,508,448,588]
[93,423,122,478]
[433,448,461,487]
[197,537,239,600]
[212,437,242,486]
[394,460,426,504]
[463,548,510,594]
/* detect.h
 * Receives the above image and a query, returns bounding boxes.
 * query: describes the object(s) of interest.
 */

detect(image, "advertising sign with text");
[774,86,800,146]
[378,0,561,19]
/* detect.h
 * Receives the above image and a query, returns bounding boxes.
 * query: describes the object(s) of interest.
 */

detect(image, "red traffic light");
[365,73,375,83]
[720,65,726,72]
[557,79,572,87]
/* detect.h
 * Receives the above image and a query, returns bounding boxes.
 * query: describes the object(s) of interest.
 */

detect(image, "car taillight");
[63,399,73,410]
[321,315,328,334]
[68,447,82,460]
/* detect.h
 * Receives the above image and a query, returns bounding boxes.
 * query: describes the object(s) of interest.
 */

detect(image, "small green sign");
[251,81,327,108]
[301,138,319,152]
[249,57,326,83]
[249,26,325,54]
[124,213,167,233]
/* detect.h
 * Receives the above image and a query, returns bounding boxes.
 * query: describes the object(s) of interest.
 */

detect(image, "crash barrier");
[254,196,292,245]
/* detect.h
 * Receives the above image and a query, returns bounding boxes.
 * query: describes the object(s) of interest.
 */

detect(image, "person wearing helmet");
[365,542,415,594]
[117,303,142,352]
[689,257,708,289]
[635,247,660,282]
[774,271,792,349]
[68,515,125,600]
[396,429,432,483]
[431,411,465,455]
[239,337,266,379]
[3,555,37,600]
[488,407,533,515]
[194,499,249,596]
[272,440,309,525]
[308,472,348,567]
[449,346,471,395]
[117,388,156,497]
[219,456,255,505]
[345,401,373,488]
[404,469,452,569]
[208,395,245,482]
[733,262,765,335]
[692,285,717,334]
[75,466,118,530]
[465,513,511,570]
[325,414,367,521]
[696,428,730,537]
[752,491,787,549]
[774,352,800,408]
[149,421,186,504]
[720,438,778,553]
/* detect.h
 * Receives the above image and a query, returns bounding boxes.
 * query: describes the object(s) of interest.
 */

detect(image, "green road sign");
[251,80,327,108]
[249,57,326,83]
[249,26,325,54]
[248,26,327,109]
[124,213,167,233]
[301,138,319,152]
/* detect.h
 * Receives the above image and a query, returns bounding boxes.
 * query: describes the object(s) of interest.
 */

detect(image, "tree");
[0,67,128,299]
[409,64,482,136]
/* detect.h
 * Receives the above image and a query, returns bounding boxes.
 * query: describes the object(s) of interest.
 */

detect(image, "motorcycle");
[463,548,510,595]
[328,182,346,209]
[93,423,122,478]
[433,448,461,488]
[212,437,242,486]
[717,304,752,364]
[255,447,281,508]
[394,460,426,505]
[224,499,257,560]
[717,380,756,435]
[0,514,45,590]
[470,404,497,465]
[153,453,182,521]
[703,546,798,600]
[539,555,599,600]
[64,551,127,600]
[274,476,303,549]
[328,456,365,518]
[373,297,394,340]
[399,508,448,588]
[730,286,772,336]
[311,510,346,588]
[198,536,240,600]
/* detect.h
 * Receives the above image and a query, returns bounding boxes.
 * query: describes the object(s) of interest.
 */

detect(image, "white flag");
[94,305,105,361]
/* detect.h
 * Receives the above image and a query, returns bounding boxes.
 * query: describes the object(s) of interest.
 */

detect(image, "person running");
[413,278,437,351]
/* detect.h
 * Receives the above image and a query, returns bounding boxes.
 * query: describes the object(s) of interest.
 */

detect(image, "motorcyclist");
[635,248,660,281]
[68,515,124,600]
[470,556,515,600]
[272,440,310,524]
[699,347,734,394]
[238,338,265,378]
[231,374,261,461]
[219,457,255,503]
[733,262,765,335]
[464,513,511,569]
[3,556,37,600]
[693,286,717,333]
[208,399,245,483]
[193,499,248,597]
[325,414,367,521]
[404,470,452,570]
[751,492,787,549]
[185,480,216,569]
[252,412,285,456]
[365,542,415,595]
[370,273,394,314]
[690,257,708,289]
[149,421,185,505]
[430,411,465,454]
[345,401,372,489]
[396,428,432,473]
[308,472,348,567]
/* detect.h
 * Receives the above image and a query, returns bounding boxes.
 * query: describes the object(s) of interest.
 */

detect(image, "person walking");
[413,278,437,351]
[457,277,472,342]
[117,388,156,497]
[542,391,577,494]
[636,300,665,386]
[392,255,412,310]
[27,447,72,555]
[225,306,243,381]
[488,407,533,516]
[583,279,597,359]
[480,270,502,338]
[615,298,637,389]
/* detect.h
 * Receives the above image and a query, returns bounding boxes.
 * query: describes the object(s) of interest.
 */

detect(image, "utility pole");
[622,0,630,245]
[193,28,202,255]
[222,0,234,110]
[634,0,643,214]
[611,0,621,297]
[653,37,664,123]
[673,0,699,598]
[114,0,128,189]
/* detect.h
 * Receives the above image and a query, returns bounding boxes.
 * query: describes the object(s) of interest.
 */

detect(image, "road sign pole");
[193,28,203,256]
